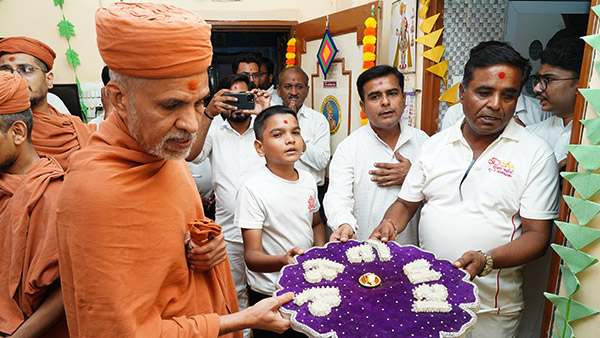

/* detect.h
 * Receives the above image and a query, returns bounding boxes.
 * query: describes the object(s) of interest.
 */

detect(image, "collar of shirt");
[365,119,416,151]
[448,117,522,146]
[219,114,256,135]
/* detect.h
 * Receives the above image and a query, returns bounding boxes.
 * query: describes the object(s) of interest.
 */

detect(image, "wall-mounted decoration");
[317,27,338,79]
[390,0,417,72]
[311,58,351,153]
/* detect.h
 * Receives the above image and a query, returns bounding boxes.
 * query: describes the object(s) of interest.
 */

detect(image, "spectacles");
[532,74,578,91]
[241,72,261,81]
[0,64,44,77]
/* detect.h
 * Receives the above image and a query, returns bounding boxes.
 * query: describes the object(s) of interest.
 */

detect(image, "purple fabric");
[276,240,477,338]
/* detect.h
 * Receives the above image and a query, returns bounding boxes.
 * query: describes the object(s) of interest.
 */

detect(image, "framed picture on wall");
[389,0,417,73]
[311,58,352,154]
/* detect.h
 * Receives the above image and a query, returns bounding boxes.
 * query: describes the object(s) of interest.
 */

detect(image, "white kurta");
[295,105,331,186]
[324,120,429,243]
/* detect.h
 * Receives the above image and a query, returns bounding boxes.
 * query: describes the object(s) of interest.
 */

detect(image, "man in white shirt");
[528,37,584,170]
[440,93,552,131]
[325,65,428,243]
[277,66,330,188]
[258,56,281,105]
[188,73,271,338]
[369,42,560,338]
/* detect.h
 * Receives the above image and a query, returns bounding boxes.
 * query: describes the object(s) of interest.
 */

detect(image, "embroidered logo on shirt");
[487,157,515,177]
[308,195,315,211]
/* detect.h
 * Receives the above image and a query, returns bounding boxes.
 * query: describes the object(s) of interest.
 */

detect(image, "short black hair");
[232,53,260,74]
[259,56,275,75]
[356,65,404,101]
[0,108,33,140]
[540,37,585,76]
[101,66,110,86]
[278,66,309,86]
[218,73,254,91]
[547,27,586,48]
[462,41,531,89]
[253,105,297,141]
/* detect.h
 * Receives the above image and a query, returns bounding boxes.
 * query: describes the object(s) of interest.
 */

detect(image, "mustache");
[164,130,194,143]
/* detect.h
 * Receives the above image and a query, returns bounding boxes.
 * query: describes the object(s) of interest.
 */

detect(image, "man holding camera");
[188,73,270,338]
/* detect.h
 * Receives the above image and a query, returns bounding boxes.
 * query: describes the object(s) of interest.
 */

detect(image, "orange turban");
[0,36,56,70]
[96,3,212,79]
[0,72,30,115]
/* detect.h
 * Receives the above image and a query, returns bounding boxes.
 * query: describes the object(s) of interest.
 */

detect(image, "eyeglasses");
[241,72,261,81]
[0,64,44,77]
[532,74,578,91]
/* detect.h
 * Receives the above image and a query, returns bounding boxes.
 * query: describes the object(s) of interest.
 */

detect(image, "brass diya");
[358,272,381,288]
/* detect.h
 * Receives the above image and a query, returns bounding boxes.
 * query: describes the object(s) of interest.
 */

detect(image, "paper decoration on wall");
[556,221,600,250]
[561,172,600,200]
[421,45,445,63]
[581,118,600,145]
[582,34,600,52]
[544,11,600,335]
[563,145,600,173]
[415,28,443,48]
[579,88,600,114]
[563,196,600,226]
[317,28,339,79]
[427,60,449,87]
[439,82,459,104]
[420,13,439,34]
[418,0,431,19]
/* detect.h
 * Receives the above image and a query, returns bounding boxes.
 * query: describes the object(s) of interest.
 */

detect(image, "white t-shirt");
[440,94,552,130]
[527,116,572,162]
[295,105,331,186]
[193,115,265,243]
[399,119,560,314]
[324,120,429,243]
[235,167,319,295]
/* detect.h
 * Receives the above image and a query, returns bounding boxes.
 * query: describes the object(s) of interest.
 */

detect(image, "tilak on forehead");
[8,57,15,62]
[283,120,288,124]
[498,72,505,79]
[187,80,198,91]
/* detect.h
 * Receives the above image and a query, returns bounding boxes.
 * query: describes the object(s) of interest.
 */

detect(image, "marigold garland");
[286,37,296,67]
[361,16,377,125]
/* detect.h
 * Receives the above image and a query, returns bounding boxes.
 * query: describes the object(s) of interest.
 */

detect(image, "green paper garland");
[544,6,600,336]
[53,0,87,122]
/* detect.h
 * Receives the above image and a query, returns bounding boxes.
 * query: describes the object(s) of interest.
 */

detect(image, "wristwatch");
[477,250,493,277]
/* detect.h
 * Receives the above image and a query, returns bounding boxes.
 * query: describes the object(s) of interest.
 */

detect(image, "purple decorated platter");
[275,240,479,338]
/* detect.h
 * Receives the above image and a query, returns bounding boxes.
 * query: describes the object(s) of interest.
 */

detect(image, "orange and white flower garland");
[361,16,377,125]
[286,38,296,67]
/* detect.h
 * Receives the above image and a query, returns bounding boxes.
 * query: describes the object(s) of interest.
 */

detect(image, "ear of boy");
[254,139,265,157]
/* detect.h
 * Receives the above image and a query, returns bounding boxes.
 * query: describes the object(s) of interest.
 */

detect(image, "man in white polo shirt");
[369,41,560,338]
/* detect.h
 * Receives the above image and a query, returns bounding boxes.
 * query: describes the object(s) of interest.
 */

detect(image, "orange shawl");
[0,157,64,335]
[56,113,240,338]
[31,105,97,170]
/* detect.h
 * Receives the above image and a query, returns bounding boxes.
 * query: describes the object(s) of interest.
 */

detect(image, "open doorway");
[206,20,294,95]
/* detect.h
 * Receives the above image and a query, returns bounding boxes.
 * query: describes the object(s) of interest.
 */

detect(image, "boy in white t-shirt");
[235,106,326,338]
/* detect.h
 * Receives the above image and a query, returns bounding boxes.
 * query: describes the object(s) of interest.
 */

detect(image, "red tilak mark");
[234,86,237,90]
[379,81,383,84]
[187,80,198,91]
[8,57,15,62]
[283,120,288,124]
[498,72,505,79]
[292,78,296,82]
